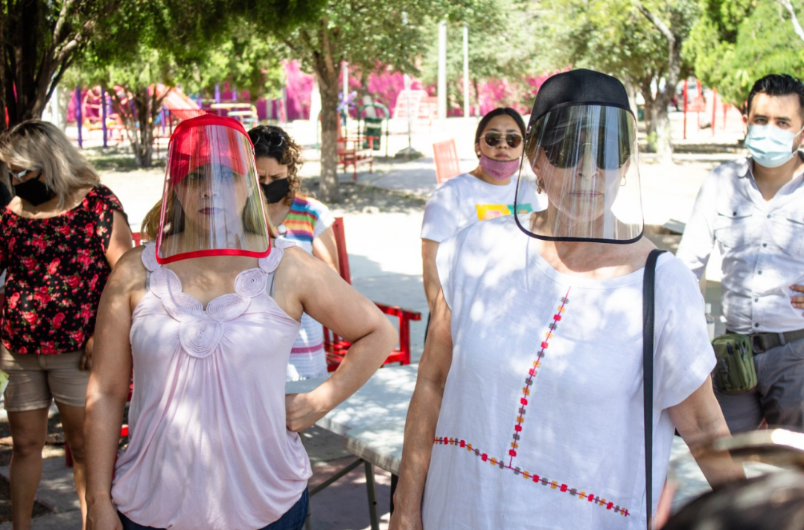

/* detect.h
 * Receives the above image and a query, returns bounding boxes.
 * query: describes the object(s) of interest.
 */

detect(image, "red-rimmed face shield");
[156,114,270,264]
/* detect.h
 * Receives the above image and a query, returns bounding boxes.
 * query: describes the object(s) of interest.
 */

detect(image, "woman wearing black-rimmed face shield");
[391,70,744,530]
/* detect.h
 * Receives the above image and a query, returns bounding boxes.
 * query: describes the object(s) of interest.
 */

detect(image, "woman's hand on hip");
[285,392,327,432]
[87,498,123,530]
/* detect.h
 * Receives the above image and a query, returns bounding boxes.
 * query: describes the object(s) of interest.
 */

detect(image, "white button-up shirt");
[676,157,804,334]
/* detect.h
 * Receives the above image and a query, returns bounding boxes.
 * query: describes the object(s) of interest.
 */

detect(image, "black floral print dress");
[0,185,125,355]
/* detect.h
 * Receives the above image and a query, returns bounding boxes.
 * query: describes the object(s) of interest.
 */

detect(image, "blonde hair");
[0,120,100,208]
[141,185,270,241]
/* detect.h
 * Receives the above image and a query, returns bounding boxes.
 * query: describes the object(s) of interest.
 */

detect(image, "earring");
[536,178,544,194]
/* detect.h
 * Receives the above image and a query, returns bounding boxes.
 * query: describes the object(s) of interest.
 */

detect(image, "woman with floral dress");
[0,121,132,529]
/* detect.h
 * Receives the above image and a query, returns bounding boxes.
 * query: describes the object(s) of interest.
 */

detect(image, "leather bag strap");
[643,249,665,530]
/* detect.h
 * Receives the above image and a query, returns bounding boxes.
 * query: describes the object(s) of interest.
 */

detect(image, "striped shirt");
[278,196,334,250]
[277,195,335,381]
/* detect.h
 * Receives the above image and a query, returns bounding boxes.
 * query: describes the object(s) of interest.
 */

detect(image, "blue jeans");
[118,488,309,530]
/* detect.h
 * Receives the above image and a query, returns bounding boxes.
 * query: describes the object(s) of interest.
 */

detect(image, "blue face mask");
[744,124,803,169]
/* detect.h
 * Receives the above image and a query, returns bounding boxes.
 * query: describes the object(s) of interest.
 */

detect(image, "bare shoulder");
[108,246,147,289]
[6,197,22,216]
[278,245,315,268]
[276,245,328,279]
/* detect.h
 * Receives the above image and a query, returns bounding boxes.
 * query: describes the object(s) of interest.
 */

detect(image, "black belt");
[727,329,804,354]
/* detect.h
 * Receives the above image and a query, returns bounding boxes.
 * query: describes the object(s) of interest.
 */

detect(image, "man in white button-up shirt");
[677,74,804,434]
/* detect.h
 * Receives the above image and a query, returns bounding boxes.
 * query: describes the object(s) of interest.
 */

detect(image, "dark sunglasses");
[253,130,284,149]
[7,168,37,182]
[543,137,631,170]
[482,132,523,149]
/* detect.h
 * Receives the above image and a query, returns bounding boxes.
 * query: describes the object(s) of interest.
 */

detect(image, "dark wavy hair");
[247,125,303,206]
[474,107,527,158]
[747,74,804,119]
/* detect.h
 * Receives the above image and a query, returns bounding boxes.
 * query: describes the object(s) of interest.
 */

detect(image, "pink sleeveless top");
[111,240,311,530]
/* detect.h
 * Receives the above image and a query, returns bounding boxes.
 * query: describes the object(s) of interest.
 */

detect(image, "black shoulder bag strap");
[643,249,665,530]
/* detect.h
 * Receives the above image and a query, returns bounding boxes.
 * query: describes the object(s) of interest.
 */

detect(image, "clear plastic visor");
[514,105,643,243]
[156,123,270,263]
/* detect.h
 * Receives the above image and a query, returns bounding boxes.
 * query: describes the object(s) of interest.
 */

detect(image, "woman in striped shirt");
[248,125,339,381]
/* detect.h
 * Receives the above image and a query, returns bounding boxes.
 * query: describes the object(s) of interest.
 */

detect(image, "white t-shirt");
[421,173,543,243]
[423,216,714,529]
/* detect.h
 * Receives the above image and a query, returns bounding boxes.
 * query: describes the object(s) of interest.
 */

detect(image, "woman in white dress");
[391,70,744,530]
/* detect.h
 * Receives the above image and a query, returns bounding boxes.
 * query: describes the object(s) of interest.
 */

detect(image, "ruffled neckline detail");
[139,240,295,358]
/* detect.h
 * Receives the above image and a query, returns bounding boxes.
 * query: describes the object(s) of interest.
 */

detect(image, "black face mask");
[13,175,56,206]
[261,178,290,204]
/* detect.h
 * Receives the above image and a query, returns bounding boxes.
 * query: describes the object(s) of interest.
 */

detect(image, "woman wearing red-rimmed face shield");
[156,117,269,262]
[83,114,398,530]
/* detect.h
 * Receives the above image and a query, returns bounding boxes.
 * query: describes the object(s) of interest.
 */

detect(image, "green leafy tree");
[0,0,123,130]
[775,0,804,42]
[250,0,518,202]
[74,1,283,167]
[248,0,436,202]
[686,0,804,110]
[419,2,543,114]
[539,0,698,157]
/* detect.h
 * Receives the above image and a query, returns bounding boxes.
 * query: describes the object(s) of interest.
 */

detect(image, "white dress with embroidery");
[422,216,714,529]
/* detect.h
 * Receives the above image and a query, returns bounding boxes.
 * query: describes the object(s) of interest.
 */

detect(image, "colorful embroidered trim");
[434,436,630,517]
[431,288,631,519]
[508,288,571,465]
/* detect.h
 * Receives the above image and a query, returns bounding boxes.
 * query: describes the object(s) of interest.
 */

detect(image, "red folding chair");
[433,139,461,184]
[323,218,421,371]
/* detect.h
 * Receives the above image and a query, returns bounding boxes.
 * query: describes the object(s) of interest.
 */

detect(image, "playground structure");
[74,84,207,149]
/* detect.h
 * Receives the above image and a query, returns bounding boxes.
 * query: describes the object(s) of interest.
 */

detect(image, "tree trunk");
[313,64,342,203]
[636,3,681,162]
[639,78,657,152]
[6,0,51,124]
[472,78,480,117]
[0,3,12,208]
[649,103,671,160]
[133,87,154,168]
[2,0,112,129]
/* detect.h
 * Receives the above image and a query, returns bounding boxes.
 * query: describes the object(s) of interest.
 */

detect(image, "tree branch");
[776,0,804,43]
[52,0,77,45]
[635,1,674,45]
[319,16,337,80]
[635,0,680,103]
[283,38,299,54]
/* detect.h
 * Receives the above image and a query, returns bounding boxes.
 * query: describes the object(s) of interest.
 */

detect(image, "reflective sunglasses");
[542,136,630,170]
[482,132,523,149]
[253,130,284,149]
[7,168,37,183]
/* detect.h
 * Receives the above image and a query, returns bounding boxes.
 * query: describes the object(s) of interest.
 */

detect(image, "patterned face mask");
[479,155,520,181]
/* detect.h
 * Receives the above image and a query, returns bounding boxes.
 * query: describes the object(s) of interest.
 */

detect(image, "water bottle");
[705,303,715,342]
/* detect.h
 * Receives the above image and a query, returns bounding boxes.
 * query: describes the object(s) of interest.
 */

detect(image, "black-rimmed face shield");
[514,105,643,243]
